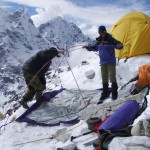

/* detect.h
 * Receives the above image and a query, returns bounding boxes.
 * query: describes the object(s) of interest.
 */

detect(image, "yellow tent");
[109,11,150,58]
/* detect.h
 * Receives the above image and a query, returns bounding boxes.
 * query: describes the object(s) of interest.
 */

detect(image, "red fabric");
[94,115,111,133]
[95,148,101,150]
[93,116,111,150]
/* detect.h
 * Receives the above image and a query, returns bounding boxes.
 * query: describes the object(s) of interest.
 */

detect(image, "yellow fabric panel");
[119,11,149,20]
[109,11,150,58]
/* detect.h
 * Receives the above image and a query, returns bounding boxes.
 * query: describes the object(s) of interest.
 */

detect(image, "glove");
[116,43,123,49]
[58,50,64,55]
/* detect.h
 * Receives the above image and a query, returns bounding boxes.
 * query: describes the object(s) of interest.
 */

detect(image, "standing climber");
[83,25,123,100]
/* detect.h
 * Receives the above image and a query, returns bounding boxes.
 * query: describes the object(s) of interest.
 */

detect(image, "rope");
[2,60,53,125]
[3,57,65,128]
[67,44,84,49]
[69,47,83,52]
[5,42,130,109]
[0,116,16,130]
[4,43,130,116]
[2,54,66,130]
[68,44,131,53]
[63,55,86,106]
[46,56,65,89]
[13,90,146,146]
[1,115,9,131]
[4,45,147,145]
[2,54,72,130]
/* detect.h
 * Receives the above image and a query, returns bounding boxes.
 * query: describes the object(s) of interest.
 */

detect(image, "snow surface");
[0,46,150,150]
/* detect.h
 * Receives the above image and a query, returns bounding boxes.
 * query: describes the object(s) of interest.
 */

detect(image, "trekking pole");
[119,82,130,91]
[0,116,16,131]
[70,130,93,141]
[119,76,139,91]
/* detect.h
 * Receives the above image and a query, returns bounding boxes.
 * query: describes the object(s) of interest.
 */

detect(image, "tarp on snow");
[16,88,101,126]
[16,85,148,127]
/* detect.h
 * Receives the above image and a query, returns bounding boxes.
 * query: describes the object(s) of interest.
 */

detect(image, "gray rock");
[56,133,70,143]
[85,70,95,79]
[55,128,70,143]
[131,119,150,136]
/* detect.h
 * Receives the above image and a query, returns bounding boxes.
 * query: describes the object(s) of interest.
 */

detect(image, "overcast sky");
[1,0,150,38]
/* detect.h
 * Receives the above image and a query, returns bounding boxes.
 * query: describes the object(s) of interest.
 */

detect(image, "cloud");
[79,24,99,39]
[0,5,11,8]
[3,0,150,37]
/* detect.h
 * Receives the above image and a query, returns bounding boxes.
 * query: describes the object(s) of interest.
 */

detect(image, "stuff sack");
[99,100,140,133]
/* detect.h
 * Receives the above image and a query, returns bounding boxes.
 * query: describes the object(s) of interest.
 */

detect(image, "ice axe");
[70,130,93,141]
[70,117,102,141]
[119,76,139,91]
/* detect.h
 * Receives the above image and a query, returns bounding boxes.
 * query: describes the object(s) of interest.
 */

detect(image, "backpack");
[100,126,132,150]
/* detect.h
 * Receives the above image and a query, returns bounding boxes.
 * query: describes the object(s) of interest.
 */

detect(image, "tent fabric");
[16,88,101,126]
[78,85,148,120]
[16,88,80,126]
[16,86,148,127]
[109,11,150,58]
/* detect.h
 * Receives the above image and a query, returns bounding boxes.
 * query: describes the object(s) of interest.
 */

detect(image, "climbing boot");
[100,83,110,101]
[100,92,110,100]
[20,100,29,109]
[111,82,118,100]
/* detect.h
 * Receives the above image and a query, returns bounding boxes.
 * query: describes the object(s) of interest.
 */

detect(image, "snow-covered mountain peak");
[13,7,25,17]
[39,16,91,50]
[10,8,32,24]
